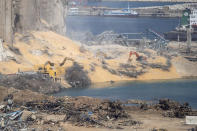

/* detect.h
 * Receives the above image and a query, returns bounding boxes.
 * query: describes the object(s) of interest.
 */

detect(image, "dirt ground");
[60,112,193,131]
[168,41,197,78]
[130,110,193,131]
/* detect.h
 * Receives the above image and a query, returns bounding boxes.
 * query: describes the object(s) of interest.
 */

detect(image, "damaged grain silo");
[0,0,67,43]
[0,0,13,43]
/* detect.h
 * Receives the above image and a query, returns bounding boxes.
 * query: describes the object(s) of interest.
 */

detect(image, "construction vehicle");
[128,51,146,62]
[35,57,74,81]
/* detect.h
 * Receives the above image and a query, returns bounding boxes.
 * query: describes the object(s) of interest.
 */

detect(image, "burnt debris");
[0,73,63,94]
[65,62,91,88]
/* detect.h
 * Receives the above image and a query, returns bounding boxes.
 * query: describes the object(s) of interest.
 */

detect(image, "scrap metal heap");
[0,91,197,130]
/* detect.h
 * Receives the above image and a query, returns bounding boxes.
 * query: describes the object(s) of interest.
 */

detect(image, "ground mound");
[0,73,63,94]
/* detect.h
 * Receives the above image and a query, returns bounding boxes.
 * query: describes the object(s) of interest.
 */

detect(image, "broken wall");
[0,0,66,43]
[16,0,66,35]
[37,0,66,35]
[0,0,13,43]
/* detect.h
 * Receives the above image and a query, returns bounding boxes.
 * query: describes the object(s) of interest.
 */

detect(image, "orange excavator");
[128,51,146,62]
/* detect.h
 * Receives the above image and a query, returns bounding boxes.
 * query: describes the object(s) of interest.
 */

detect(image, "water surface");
[85,1,184,8]
[54,79,197,109]
[66,16,179,36]
[64,2,196,109]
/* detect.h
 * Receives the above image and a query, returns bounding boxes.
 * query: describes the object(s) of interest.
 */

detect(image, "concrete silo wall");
[0,0,66,43]
[17,0,65,35]
[0,0,13,43]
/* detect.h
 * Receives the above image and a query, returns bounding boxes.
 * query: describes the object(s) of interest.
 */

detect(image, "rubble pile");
[151,128,168,131]
[118,63,146,78]
[8,45,22,56]
[0,110,27,131]
[118,70,145,78]
[102,64,118,75]
[140,59,172,71]
[0,103,64,130]
[24,98,133,128]
[67,31,95,43]
[156,99,196,118]
[0,87,196,130]
[0,93,28,130]
[102,63,146,78]
[69,31,129,46]
[0,39,16,62]
[148,60,171,71]
[0,73,63,94]
[93,31,128,46]
[0,39,7,61]
[138,99,197,118]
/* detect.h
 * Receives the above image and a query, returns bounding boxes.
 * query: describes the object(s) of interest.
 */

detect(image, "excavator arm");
[59,57,74,67]
[35,57,74,82]
[128,51,139,60]
[44,61,55,67]
[128,51,146,62]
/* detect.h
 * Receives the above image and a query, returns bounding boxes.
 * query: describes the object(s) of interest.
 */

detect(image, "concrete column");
[0,0,6,40]
[5,0,13,44]
[0,0,13,43]
[0,39,7,61]
[187,28,191,53]
[0,0,13,44]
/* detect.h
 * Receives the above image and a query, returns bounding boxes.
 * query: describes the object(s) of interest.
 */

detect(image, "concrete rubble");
[138,99,197,118]
[0,92,141,130]
[0,39,7,62]
[0,89,197,130]
[0,39,15,62]
[68,31,129,46]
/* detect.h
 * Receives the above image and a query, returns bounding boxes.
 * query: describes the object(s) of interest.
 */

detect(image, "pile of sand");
[0,31,183,86]
[172,56,197,77]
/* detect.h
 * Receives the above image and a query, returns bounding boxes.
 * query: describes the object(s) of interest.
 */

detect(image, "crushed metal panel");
[186,116,197,125]
[0,0,6,40]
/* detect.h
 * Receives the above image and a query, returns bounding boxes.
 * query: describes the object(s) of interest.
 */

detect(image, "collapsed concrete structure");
[0,39,7,61]
[0,0,13,44]
[0,0,66,43]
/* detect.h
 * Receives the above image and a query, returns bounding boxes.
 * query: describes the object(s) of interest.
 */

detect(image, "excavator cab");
[34,57,74,82]
[128,51,146,62]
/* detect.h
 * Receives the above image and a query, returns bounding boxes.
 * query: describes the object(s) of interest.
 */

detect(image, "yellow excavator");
[35,57,74,81]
